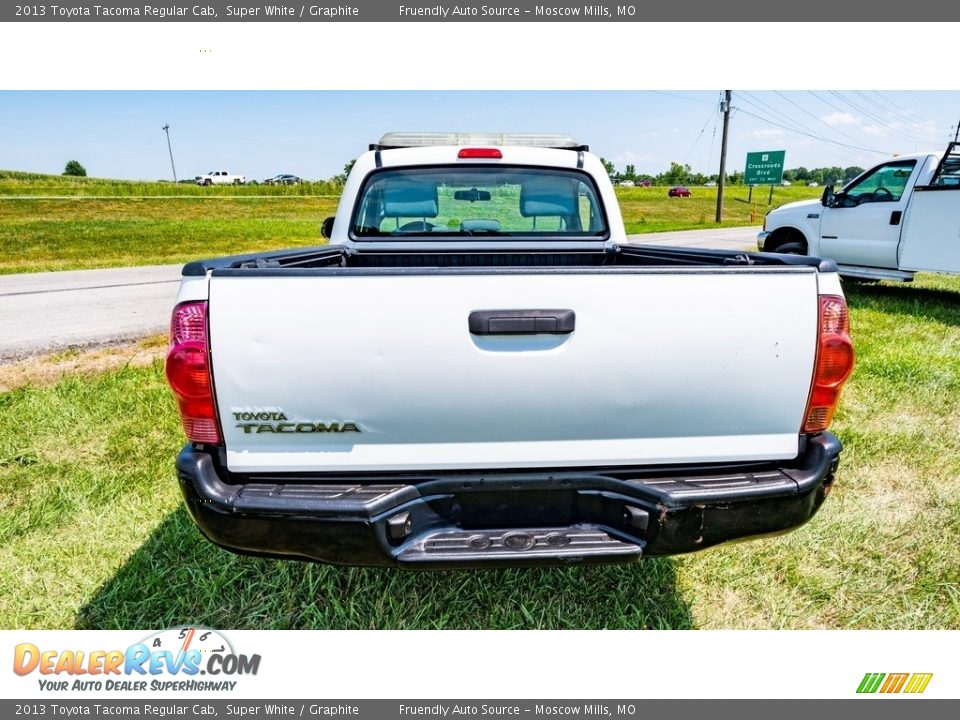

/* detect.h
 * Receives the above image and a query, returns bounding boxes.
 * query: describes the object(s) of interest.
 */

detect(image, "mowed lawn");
[1,275,958,629]
[0,173,822,274]
[0,196,339,274]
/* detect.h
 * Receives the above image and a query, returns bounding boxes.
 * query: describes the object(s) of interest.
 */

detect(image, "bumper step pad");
[397,525,643,567]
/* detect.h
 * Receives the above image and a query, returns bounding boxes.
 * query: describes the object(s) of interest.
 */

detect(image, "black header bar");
[3,0,949,21]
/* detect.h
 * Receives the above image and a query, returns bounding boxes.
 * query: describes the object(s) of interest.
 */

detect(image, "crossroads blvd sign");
[745,150,786,185]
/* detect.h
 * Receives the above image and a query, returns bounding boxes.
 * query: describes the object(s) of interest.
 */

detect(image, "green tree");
[659,161,692,185]
[843,166,865,182]
[333,160,356,184]
[63,160,86,177]
[599,157,617,178]
[622,164,637,181]
[824,166,844,186]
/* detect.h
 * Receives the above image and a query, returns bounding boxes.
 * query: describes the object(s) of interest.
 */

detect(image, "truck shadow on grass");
[76,506,693,630]
[844,281,960,326]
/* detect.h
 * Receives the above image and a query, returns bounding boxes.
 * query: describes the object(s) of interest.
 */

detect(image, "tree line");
[601,159,866,187]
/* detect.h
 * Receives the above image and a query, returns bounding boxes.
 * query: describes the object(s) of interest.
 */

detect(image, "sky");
[1,90,958,181]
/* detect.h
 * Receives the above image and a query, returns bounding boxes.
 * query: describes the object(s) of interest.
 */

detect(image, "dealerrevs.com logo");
[13,628,261,692]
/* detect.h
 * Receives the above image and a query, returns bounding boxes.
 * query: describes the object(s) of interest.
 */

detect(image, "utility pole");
[162,123,177,183]
[715,90,732,223]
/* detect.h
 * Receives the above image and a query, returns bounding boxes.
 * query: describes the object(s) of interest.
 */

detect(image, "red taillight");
[803,295,855,433]
[165,301,221,444]
[457,147,502,159]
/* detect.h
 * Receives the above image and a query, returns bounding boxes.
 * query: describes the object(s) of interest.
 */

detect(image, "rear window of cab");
[351,165,608,239]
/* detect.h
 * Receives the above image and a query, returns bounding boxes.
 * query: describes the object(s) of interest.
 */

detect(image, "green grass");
[0,197,339,274]
[2,274,959,629]
[0,172,822,274]
[618,184,821,233]
[0,170,343,196]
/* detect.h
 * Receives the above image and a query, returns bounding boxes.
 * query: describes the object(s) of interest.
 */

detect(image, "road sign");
[744,150,786,185]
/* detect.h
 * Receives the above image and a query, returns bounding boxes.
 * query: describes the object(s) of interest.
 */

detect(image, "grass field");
[2,275,958,630]
[0,197,339,274]
[0,172,822,274]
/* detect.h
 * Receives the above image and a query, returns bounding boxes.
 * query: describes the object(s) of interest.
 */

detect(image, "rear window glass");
[351,166,607,239]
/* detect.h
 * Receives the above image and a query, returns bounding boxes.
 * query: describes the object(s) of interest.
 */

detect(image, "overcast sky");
[2,90,957,181]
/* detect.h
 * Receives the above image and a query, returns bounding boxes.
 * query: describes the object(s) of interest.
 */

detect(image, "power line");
[182,125,348,157]
[870,91,924,120]
[649,90,715,105]
[738,91,813,137]
[827,91,931,146]
[738,91,885,154]
[772,91,886,153]
[682,95,721,164]
[810,91,930,149]
[706,97,720,172]
[855,91,936,142]
[868,91,909,116]
[854,90,900,118]
[905,91,957,116]
[735,106,889,155]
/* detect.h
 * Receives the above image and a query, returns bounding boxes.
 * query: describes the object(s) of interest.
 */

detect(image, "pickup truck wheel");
[766,229,807,256]
[775,241,805,255]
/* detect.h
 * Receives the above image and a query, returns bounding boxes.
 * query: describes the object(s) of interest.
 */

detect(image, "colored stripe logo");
[857,672,933,694]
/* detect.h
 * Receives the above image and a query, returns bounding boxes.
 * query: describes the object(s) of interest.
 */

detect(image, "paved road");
[0,264,181,360]
[0,225,761,360]
[626,225,760,250]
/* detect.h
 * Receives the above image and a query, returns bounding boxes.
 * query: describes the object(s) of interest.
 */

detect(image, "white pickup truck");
[759,142,960,281]
[196,170,246,186]
[165,132,854,569]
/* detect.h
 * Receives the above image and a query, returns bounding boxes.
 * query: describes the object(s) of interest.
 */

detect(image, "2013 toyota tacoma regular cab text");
[166,132,855,569]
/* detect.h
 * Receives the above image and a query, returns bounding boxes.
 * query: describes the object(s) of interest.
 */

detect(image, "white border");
[0,22,956,90]
[1,18,956,703]
[3,630,954,699]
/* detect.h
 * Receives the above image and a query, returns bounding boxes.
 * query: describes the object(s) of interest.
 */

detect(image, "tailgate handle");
[469,309,576,335]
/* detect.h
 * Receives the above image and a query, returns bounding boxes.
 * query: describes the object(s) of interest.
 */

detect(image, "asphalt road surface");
[1,226,761,360]
[626,225,760,249]
[0,264,181,360]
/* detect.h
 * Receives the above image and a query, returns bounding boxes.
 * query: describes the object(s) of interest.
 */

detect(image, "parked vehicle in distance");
[760,142,960,281]
[780,180,792,187]
[167,131,854,569]
[637,179,653,187]
[619,180,635,187]
[704,181,717,187]
[264,174,302,185]
[668,185,691,197]
[196,170,246,186]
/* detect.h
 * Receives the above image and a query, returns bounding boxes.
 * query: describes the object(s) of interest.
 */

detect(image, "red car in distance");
[668,186,692,197]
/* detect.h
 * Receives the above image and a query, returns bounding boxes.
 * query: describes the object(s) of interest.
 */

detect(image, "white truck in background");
[196,170,246,186]
[166,132,854,569]
[759,142,960,281]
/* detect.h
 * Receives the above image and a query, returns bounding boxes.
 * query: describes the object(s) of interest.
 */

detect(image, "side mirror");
[821,185,835,208]
[321,216,334,239]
